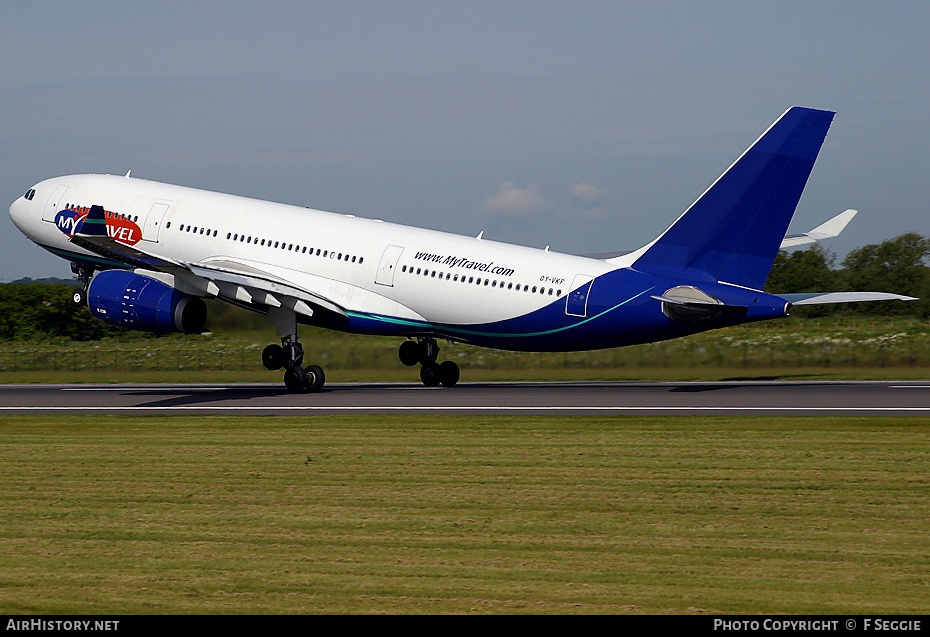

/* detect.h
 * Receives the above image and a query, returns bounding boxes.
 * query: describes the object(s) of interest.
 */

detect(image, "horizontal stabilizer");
[653,285,746,323]
[780,291,918,305]
[650,294,739,309]
[780,209,857,249]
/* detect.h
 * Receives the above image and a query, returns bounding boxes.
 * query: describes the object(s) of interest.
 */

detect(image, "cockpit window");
[23,189,36,201]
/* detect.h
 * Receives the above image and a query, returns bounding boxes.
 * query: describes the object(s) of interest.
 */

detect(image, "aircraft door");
[375,245,404,286]
[43,185,69,222]
[565,274,594,317]
[141,202,170,242]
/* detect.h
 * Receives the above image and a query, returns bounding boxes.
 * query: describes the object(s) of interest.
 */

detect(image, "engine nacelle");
[87,270,207,333]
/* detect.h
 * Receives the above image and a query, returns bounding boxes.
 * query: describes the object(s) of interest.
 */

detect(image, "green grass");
[1,415,928,614]
[2,315,929,383]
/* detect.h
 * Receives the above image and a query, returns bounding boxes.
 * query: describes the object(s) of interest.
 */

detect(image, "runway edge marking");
[4,406,930,412]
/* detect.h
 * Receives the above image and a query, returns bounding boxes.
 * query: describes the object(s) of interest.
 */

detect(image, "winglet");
[74,205,108,237]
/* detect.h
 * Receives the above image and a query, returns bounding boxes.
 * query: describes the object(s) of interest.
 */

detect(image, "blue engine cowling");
[87,270,208,333]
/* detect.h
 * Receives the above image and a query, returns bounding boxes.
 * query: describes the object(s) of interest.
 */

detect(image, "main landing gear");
[398,337,460,387]
[262,338,325,392]
[259,308,458,391]
[262,307,325,393]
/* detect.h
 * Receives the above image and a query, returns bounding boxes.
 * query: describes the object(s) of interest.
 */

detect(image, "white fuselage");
[10,174,624,338]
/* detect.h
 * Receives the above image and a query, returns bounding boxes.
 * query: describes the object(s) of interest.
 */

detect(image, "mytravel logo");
[413,251,515,277]
[54,208,87,236]
[55,208,142,246]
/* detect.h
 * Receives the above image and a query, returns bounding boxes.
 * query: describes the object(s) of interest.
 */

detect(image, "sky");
[2,0,929,281]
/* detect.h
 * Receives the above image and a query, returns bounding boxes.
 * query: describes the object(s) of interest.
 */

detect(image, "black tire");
[262,344,284,371]
[420,362,441,387]
[398,340,420,366]
[438,360,460,387]
[304,365,325,392]
[284,366,308,392]
[72,289,87,306]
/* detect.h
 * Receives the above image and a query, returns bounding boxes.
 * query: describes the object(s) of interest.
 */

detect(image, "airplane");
[9,106,915,392]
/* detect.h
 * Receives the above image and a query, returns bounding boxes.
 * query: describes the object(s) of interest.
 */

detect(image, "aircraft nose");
[9,194,31,234]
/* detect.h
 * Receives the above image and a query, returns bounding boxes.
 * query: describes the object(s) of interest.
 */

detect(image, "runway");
[2,380,930,415]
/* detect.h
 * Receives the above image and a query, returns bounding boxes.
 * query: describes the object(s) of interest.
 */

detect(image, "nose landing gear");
[70,263,93,306]
[399,337,460,387]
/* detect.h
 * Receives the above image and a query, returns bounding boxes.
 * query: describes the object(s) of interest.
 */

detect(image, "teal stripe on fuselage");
[42,244,129,270]
[346,286,653,340]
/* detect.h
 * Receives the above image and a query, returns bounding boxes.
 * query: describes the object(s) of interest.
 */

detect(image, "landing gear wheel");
[70,263,92,307]
[399,340,420,367]
[420,362,441,387]
[265,307,326,392]
[304,365,325,392]
[403,337,462,387]
[438,360,460,387]
[284,365,308,392]
[262,344,285,371]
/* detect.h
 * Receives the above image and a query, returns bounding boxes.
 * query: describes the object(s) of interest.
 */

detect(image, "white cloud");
[480,181,547,216]
[569,182,606,203]
[559,182,613,221]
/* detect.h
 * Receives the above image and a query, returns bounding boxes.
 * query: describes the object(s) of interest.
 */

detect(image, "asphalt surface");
[2,380,930,415]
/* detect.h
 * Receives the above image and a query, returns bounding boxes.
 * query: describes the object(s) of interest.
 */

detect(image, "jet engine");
[87,270,207,333]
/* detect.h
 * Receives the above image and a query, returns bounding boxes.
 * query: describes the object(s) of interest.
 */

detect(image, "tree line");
[0,232,927,341]
[0,280,123,341]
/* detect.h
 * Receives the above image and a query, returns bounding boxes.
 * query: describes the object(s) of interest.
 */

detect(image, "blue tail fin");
[631,106,835,289]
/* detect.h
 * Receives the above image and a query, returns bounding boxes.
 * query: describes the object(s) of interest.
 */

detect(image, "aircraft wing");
[580,250,632,260]
[71,205,347,319]
[186,261,347,317]
[780,209,857,249]
[70,209,183,271]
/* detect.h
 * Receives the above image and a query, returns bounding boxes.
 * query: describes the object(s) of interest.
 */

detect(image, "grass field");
[1,414,928,614]
[1,316,929,384]
[0,316,930,383]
